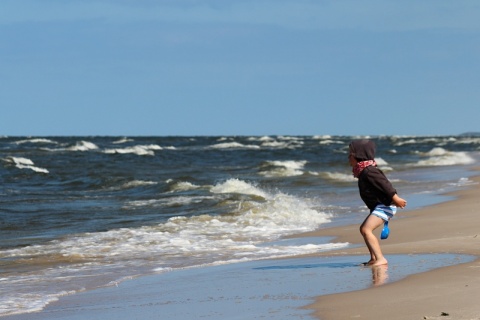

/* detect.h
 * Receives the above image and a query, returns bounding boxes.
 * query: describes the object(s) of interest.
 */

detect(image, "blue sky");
[1,0,480,136]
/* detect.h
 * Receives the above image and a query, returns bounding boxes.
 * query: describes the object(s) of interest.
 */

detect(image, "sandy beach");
[4,174,479,319]
[304,174,480,320]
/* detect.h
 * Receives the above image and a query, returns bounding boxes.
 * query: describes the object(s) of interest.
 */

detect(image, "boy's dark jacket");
[349,140,397,211]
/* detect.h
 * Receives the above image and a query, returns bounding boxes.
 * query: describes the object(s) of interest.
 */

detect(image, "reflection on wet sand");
[372,265,389,286]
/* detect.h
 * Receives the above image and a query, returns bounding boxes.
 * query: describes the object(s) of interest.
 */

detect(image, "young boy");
[348,139,407,266]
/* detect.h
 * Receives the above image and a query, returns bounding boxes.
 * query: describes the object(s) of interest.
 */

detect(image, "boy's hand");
[392,194,407,208]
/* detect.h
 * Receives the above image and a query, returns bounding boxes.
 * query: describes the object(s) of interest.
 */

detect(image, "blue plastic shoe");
[380,221,390,240]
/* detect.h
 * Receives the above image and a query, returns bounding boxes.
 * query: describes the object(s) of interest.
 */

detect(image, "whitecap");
[313,135,332,140]
[414,148,475,166]
[277,136,303,141]
[4,157,49,174]
[67,141,99,152]
[124,196,212,209]
[260,140,290,148]
[209,142,260,149]
[259,160,307,177]
[14,138,57,145]
[258,136,275,141]
[7,157,34,166]
[319,140,345,145]
[169,181,201,192]
[112,137,134,144]
[15,164,49,174]
[120,180,157,189]
[454,137,480,145]
[320,171,356,182]
[210,179,268,198]
[103,145,161,156]
[375,157,394,171]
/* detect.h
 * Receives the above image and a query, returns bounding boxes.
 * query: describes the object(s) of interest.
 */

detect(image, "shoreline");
[303,174,480,320]
[3,174,479,319]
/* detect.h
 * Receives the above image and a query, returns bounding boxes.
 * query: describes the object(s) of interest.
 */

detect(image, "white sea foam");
[40,141,98,153]
[313,135,332,140]
[0,179,340,315]
[14,164,49,174]
[257,136,276,141]
[260,140,291,148]
[375,157,393,171]
[5,157,49,173]
[448,177,478,188]
[124,195,213,208]
[210,178,268,198]
[169,181,201,192]
[120,180,157,189]
[392,139,417,146]
[319,139,345,145]
[113,137,134,144]
[277,136,303,141]
[8,157,34,166]
[14,138,58,145]
[320,171,356,182]
[67,141,99,152]
[209,142,261,149]
[454,137,480,145]
[0,291,74,316]
[393,136,458,147]
[414,148,475,166]
[103,144,162,156]
[259,160,307,177]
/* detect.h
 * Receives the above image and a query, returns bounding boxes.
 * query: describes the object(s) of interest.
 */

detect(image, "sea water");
[0,135,479,316]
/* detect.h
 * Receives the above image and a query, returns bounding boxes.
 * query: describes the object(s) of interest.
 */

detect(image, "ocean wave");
[375,157,393,171]
[40,140,99,152]
[208,142,261,150]
[3,135,477,317]
[319,171,356,182]
[112,137,134,144]
[277,136,304,141]
[0,180,336,315]
[120,180,158,189]
[67,141,99,152]
[392,137,457,147]
[247,136,275,142]
[210,178,268,198]
[168,181,201,192]
[209,137,304,150]
[454,137,480,145]
[448,177,478,188]
[103,144,162,156]
[414,148,475,166]
[14,138,58,145]
[260,140,291,148]
[313,135,332,140]
[259,160,307,177]
[3,156,49,174]
[124,195,213,209]
[318,139,345,145]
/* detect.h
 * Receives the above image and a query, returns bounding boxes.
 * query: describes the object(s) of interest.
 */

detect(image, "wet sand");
[4,176,479,320]
[304,175,480,320]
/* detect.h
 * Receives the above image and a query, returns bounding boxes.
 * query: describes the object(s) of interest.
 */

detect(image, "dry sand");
[302,175,480,320]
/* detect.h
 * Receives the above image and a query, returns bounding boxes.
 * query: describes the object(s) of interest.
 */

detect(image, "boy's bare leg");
[359,214,388,266]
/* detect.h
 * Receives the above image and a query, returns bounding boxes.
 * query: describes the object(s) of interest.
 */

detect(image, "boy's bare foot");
[370,258,388,266]
[361,259,376,266]
[361,258,388,266]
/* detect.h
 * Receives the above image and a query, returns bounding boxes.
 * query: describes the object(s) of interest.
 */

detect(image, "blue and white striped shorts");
[371,204,397,221]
